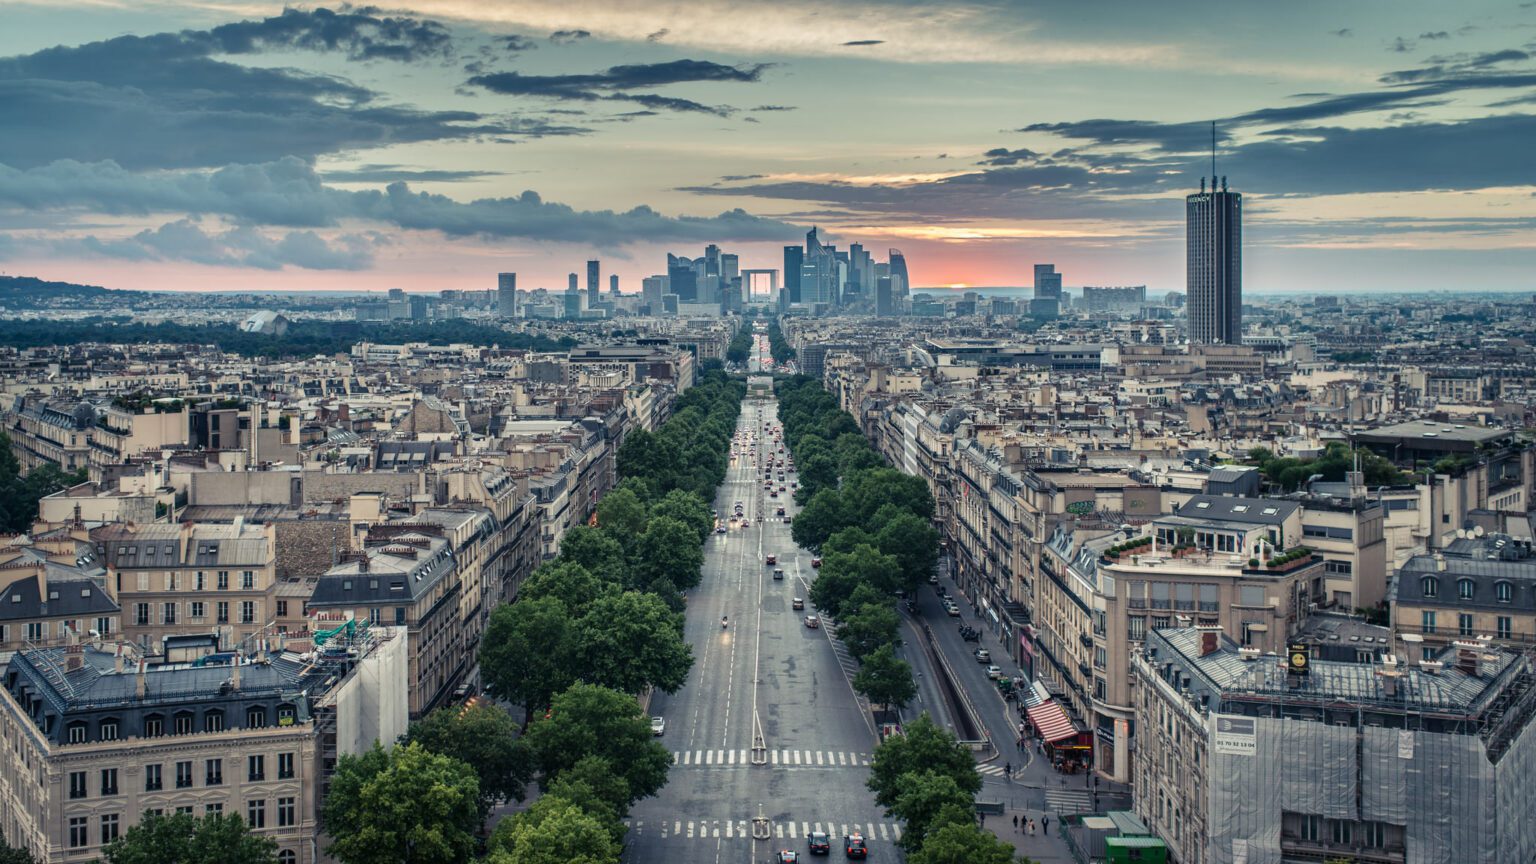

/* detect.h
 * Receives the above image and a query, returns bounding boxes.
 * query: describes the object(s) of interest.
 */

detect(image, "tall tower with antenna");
[1186,123,1243,344]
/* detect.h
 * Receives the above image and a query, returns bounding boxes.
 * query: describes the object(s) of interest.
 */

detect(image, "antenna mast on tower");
[1211,121,1217,179]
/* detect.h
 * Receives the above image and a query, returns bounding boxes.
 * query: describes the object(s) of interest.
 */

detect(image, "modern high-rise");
[875,276,894,316]
[1032,264,1062,318]
[568,273,579,292]
[666,254,698,303]
[888,249,909,297]
[783,246,804,304]
[586,260,600,307]
[1187,175,1242,344]
[497,272,517,318]
[609,274,619,295]
[641,275,668,313]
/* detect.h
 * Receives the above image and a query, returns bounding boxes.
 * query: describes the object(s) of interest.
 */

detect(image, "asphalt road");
[627,334,898,863]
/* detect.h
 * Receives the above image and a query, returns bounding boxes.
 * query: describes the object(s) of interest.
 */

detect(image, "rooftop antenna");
[1211,121,1218,185]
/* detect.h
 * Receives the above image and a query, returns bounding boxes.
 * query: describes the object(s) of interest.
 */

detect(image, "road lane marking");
[815,751,824,766]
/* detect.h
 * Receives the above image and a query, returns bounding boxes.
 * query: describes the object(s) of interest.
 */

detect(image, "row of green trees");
[319,369,746,864]
[0,431,88,532]
[725,319,752,366]
[869,716,1030,863]
[767,319,795,366]
[776,376,939,712]
[0,811,280,864]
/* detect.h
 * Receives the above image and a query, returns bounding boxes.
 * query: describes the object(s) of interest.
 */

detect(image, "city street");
[626,332,897,863]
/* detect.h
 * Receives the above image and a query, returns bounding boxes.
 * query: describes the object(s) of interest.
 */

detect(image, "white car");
[651,716,666,736]
[986,665,1002,680]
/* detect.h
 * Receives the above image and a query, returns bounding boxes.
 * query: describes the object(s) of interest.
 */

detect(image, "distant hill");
[0,275,151,308]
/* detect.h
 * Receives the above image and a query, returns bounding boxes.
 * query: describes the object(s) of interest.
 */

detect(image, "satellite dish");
[1474,526,1486,538]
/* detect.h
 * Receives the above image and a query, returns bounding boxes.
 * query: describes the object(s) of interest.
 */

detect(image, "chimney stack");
[1200,629,1219,657]
[135,660,147,699]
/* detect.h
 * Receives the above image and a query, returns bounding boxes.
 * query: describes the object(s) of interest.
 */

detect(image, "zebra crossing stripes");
[627,819,903,842]
[671,749,872,767]
[1044,787,1095,815]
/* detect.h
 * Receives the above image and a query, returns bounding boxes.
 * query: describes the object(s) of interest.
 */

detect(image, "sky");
[1,0,1534,295]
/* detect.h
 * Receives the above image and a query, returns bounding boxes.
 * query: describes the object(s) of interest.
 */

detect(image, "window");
[135,603,150,626]
[1325,560,1353,576]
[196,571,206,591]
[100,719,119,741]
[247,799,266,829]
[175,806,193,815]
[1460,614,1475,637]
[1093,677,1106,700]
[205,711,224,733]
[100,768,118,796]
[136,572,149,592]
[1364,821,1386,847]
[277,796,296,827]
[27,622,43,642]
[174,712,194,735]
[1128,616,1147,642]
[191,601,205,620]
[1127,581,1146,608]
[1458,579,1476,600]
[176,761,193,789]
[1150,582,1170,609]
[248,754,266,782]
[217,602,229,624]
[1330,819,1352,845]
[205,758,223,786]
[1497,581,1513,603]
[242,571,255,590]
[100,814,119,844]
[247,707,267,729]
[395,607,406,626]
[278,752,295,779]
[1422,611,1437,635]
[1299,814,1320,842]
[276,600,288,617]
[1152,615,1171,631]
[1199,583,1219,612]
[69,770,87,799]
[1239,586,1266,607]
[145,763,163,792]
[97,616,113,636]
[1421,577,1439,598]
[279,851,297,864]
[218,571,229,590]
[205,803,224,815]
[69,816,88,848]
[1498,616,1513,640]
[1094,646,1107,669]
[144,715,163,737]
[241,601,256,624]
[68,722,88,744]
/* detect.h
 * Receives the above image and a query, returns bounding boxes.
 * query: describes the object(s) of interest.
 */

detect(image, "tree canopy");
[323,742,481,864]
[522,683,673,813]
[101,812,278,864]
[868,715,981,810]
[401,701,530,818]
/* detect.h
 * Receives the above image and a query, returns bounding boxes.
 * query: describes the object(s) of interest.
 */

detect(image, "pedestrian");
[1042,815,1050,834]
[1012,815,1019,831]
[1005,761,1012,779]
[1017,736,1025,751]
[1027,819,1035,836]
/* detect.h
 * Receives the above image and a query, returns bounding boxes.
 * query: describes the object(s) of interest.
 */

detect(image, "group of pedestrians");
[1011,813,1049,836]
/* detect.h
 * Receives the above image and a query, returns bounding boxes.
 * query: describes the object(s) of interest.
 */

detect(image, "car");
[776,506,786,516]
[960,627,981,643]
[777,851,800,864]
[715,526,727,534]
[986,665,1003,679]
[946,604,961,617]
[773,568,785,580]
[766,554,777,565]
[770,491,779,498]
[928,573,939,585]
[805,615,820,629]
[808,831,831,854]
[793,597,805,610]
[811,557,822,568]
[844,833,868,859]
[975,648,991,663]
[650,716,666,736]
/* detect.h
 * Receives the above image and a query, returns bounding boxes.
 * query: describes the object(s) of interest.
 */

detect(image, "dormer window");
[1421,577,1439,599]
[1496,581,1513,603]
[1458,579,1475,600]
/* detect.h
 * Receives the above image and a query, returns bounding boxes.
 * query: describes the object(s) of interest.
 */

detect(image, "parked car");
[986,665,1003,679]
[811,557,822,568]
[946,604,961,617]
[650,716,666,736]
[975,648,991,663]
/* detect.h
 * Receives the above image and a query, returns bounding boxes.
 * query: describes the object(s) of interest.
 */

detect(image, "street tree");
[402,700,530,818]
[888,771,976,852]
[572,591,693,697]
[791,488,848,551]
[868,715,981,809]
[649,489,714,544]
[485,795,621,864]
[875,509,940,590]
[543,755,630,841]
[480,596,576,726]
[843,467,935,524]
[556,527,628,585]
[839,599,901,661]
[0,836,36,864]
[852,644,917,712]
[323,742,480,864]
[798,452,840,498]
[595,487,648,547]
[523,683,673,811]
[908,820,1023,864]
[517,561,616,617]
[634,515,705,590]
[101,812,277,864]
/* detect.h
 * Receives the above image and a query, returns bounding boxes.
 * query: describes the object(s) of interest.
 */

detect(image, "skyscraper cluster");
[783,228,908,315]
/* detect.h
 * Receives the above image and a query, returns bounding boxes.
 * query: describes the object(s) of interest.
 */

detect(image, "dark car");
[808,831,831,854]
[844,833,867,859]
[777,852,800,864]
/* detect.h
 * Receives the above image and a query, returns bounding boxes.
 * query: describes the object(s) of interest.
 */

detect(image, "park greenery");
[0,431,88,532]
[1244,441,1404,492]
[868,715,1025,863]
[0,317,577,359]
[767,319,795,365]
[101,812,279,864]
[725,318,752,366]
[777,375,933,713]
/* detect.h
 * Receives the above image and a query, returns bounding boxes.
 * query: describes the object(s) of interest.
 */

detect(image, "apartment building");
[95,521,277,655]
[1132,627,1536,864]
[7,397,95,473]
[1392,534,1536,652]
[86,399,189,480]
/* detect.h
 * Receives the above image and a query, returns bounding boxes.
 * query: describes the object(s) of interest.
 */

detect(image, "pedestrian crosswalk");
[671,749,872,768]
[622,818,902,842]
[1044,786,1095,815]
[978,762,1009,777]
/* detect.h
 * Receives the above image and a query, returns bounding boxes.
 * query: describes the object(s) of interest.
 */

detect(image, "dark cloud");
[500,34,539,53]
[1390,37,1416,52]
[1332,28,1353,38]
[550,29,591,44]
[721,174,765,182]
[743,116,760,123]
[0,158,802,246]
[1419,31,1450,40]
[54,218,379,271]
[1018,119,1228,151]
[753,105,797,112]
[842,40,885,46]
[323,165,505,183]
[0,18,572,170]
[647,29,670,43]
[979,147,1039,166]
[469,59,769,116]
[200,6,453,62]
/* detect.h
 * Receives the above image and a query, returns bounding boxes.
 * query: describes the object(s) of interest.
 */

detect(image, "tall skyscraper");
[586,259,600,307]
[568,272,579,292]
[641,275,668,312]
[666,254,698,303]
[497,272,517,318]
[1032,264,1062,318]
[609,274,619,295]
[1187,175,1242,344]
[783,246,803,304]
[875,276,894,316]
[888,249,909,298]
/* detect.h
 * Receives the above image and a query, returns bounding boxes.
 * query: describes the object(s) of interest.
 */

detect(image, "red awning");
[1026,699,1079,744]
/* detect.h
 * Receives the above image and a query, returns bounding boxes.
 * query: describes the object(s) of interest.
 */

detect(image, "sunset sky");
[2,0,1534,295]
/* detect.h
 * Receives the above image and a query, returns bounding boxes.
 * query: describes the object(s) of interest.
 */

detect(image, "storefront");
[1024,690,1093,772]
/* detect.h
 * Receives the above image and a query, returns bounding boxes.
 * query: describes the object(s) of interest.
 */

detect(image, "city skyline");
[2,1,1535,295]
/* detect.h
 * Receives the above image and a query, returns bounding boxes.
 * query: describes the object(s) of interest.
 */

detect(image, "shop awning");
[1026,699,1079,744]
